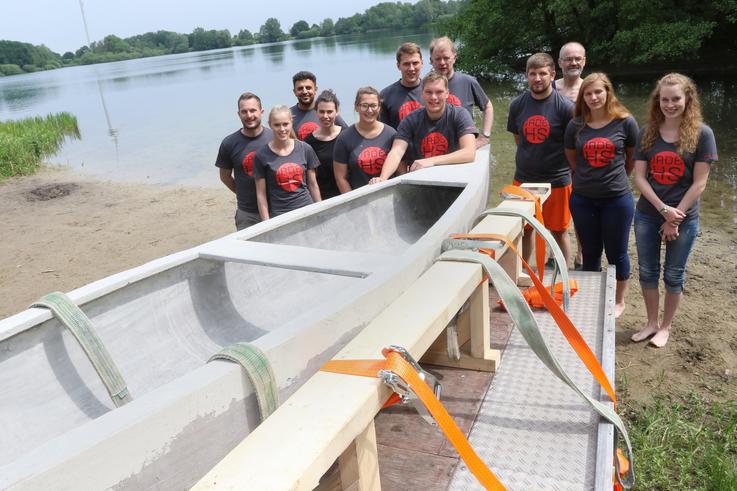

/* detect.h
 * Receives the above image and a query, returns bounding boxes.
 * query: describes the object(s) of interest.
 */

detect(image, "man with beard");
[507,53,574,264]
[429,36,493,149]
[379,42,424,130]
[215,92,273,230]
[290,71,347,140]
[369,71,477,184]
[554,42,586,102]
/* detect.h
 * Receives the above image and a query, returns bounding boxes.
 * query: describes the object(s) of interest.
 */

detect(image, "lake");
[0,30,734,229]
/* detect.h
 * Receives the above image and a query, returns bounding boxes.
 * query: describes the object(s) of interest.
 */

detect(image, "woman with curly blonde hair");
[564,73,638,318]
[630,73,718,347]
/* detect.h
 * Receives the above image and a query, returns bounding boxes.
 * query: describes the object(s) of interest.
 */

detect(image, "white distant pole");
[78,0,93,46]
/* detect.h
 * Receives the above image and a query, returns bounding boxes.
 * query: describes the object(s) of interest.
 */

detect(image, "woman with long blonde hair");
[564,73,639,318]
[630,73,718,347]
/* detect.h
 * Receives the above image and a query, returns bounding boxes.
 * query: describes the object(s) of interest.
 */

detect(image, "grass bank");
[0,113,80,179]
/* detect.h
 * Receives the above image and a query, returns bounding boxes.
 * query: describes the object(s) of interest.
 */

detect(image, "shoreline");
[1,167,735,407]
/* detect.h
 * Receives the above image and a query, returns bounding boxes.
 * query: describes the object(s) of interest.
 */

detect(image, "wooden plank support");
[192,261,484,491]
[337,420,380,491]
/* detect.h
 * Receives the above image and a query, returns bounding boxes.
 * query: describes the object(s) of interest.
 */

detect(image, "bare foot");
[649,329,671,348]
[631,325,659,342]
[615,302,626,318]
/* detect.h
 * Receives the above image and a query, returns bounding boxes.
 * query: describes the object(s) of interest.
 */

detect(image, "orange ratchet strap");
[458,232,616,406]
[321,348,507,491]
[500,184,546,283]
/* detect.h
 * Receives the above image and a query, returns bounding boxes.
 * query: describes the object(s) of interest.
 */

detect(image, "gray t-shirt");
[507,90,574,187]
[564,116,638,198]
[634,124,718,219]
[252,140,321,216]
[396,104,477,162]
[334,124,396,189]
[290,105,348,141]
[215,127,273,213]
[379,80,423,130]
[447,72,490,118]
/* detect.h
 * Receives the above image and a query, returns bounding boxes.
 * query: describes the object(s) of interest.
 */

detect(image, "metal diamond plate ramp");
[448,269,617,491]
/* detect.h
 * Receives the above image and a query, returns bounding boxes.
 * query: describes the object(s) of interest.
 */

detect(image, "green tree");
[320,18,335,36]
[259,18,286,43]
[290,20,310,37]
[235,29,254,46]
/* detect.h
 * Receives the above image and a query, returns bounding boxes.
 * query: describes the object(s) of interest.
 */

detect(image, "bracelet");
[659,206,669,215]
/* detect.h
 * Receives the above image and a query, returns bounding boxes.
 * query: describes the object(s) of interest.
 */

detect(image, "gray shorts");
[235,209,261,231]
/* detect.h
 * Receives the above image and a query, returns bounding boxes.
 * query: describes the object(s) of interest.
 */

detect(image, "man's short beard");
[564,67,582,78]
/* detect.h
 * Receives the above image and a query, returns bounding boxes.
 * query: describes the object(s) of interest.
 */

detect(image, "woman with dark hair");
[564,72,638,318]
[630,73,718,347]
[334,87,396,192]
[304,90,342,199]
[253,105,321,219]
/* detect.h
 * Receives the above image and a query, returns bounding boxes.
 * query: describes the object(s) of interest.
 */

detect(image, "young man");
[370,71,477,184]
[379,42,424,130]
[215,92,273,230]
[507,53,574,264]
[429,36,493,149]
[555,42,586,102]
[290,71,347,140]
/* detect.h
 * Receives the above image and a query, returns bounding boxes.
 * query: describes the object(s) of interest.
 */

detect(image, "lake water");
[0,30,734,228]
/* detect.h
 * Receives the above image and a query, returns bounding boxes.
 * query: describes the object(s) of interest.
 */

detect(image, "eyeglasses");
[561,56,585,63]
[358,103,379,111]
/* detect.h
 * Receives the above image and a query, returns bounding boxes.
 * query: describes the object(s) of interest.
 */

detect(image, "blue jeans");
[634,210,700,293]
[570,192,634,280]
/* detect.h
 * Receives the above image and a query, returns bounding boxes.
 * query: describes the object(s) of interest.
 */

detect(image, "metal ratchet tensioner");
[379,345,442,427]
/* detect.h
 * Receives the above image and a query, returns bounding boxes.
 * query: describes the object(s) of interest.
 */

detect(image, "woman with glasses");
[630,73,718,347]
[304,90,342,199]
[334,87,396,192]
[564,72,638,318]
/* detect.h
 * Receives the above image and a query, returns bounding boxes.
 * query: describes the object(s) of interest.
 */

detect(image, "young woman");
[334,87,396,192]
[630,73,718,347]
[253,105,321,219]
[304,90,342,199]
[564,73,638,318]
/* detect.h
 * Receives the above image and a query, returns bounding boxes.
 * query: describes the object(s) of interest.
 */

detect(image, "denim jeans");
[634,210,700,293]
[570,192,634,280]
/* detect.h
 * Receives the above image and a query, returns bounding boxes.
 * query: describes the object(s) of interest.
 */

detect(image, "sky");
[1,0,404,53]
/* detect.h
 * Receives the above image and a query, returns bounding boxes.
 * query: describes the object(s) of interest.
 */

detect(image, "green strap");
[31,292,133,407]
[476,207,571,310]
[439,250,635,489]
[209,343,279,422]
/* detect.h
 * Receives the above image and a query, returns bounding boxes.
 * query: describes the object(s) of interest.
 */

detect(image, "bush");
[0,64,23,76]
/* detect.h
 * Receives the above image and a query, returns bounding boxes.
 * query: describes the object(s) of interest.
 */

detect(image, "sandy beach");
[1,167,735,406]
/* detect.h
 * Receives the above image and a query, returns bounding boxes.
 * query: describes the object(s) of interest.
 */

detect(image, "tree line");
[0,0,462,77]
[445,0,737,77]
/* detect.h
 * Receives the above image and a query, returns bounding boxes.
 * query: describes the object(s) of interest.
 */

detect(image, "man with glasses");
[369,71,478,183]
[554,42,586,102]
[429,36,493,149]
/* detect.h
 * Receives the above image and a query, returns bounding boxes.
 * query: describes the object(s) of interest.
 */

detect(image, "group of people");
[216,38,718,348]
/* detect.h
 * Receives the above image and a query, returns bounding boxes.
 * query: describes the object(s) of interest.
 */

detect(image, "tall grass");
[0,112,80,179]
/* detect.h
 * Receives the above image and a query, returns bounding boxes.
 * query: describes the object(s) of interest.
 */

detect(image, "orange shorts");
[513,180,572,232]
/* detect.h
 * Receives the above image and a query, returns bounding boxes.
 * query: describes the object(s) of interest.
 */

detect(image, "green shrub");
[0,63,23,76]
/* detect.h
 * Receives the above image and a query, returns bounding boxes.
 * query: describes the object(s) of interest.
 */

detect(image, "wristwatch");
[659,206,669,215]
[482,130,491,138]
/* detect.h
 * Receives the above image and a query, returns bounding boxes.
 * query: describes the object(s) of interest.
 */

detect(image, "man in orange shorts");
[507,52,574,265]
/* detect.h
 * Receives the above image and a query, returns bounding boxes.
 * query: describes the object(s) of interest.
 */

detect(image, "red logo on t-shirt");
[242,151,256,176]
[650,151,685,185]
[275,162,304,192]
[583,138,615,168]
[398,100,422,121]
[522,115,550,144]
[297,121,319,141]
[447,94,461,107]
[421,132,449,158]
[357,146,387,176]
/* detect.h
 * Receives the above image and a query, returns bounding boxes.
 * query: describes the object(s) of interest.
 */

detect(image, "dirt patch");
[25,182,80,201]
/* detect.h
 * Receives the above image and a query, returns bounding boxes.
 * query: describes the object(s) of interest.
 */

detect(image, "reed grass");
[0,112,80,179]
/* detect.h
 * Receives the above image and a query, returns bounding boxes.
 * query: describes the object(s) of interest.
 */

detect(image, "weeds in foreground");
[0,113,80,179]
[622,393,737,490]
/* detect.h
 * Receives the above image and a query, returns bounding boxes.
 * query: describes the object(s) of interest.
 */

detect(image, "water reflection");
[261,43,286,64]
[292,39,313,52]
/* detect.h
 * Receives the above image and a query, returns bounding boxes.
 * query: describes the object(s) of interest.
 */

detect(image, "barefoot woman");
[564,73,638,318]
[630,73,718,347]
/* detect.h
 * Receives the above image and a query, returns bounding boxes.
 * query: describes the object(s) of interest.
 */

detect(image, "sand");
[1,168,735,405]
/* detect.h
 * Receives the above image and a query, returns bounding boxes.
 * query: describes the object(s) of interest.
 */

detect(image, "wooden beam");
[338,420,380,491]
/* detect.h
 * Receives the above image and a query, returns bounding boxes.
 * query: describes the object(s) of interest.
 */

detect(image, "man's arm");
[409,133,476,171]
[475,100,494,149]
[513,134,520,146]
[371,138,408,183]
[219,168,236,193]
